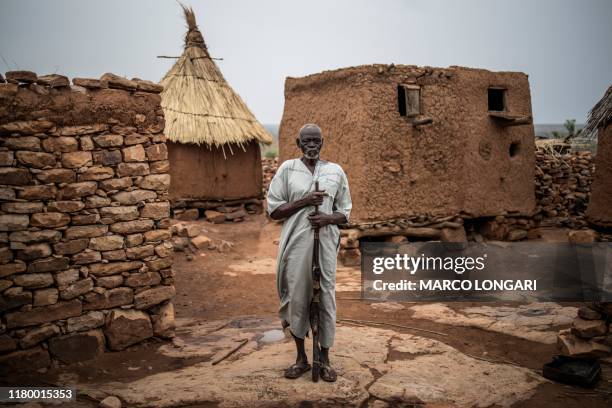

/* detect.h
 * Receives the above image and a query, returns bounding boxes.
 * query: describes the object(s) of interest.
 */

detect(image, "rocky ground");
[3,214,612,407]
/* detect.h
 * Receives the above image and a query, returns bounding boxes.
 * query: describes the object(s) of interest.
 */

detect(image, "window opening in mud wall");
[488,88,506,112]
[398,85,421,117]
[509,141,520,158]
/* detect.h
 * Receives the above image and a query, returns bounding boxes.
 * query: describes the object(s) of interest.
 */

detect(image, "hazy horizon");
[0,0,610,124]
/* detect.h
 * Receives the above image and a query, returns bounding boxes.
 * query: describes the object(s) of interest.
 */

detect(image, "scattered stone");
[99,395,122,408]
[151,302,175,338]
[191,234,212,250]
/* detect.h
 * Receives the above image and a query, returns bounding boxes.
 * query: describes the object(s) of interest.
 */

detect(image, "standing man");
[267,123,352,382]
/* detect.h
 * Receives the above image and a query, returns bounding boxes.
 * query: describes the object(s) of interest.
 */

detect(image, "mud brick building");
[585,86,612,228]
[160,6,272,216]
[279,64,536,226]
[0,71,175,373]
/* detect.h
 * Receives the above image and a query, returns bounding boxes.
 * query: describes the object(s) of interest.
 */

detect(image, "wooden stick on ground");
[337,318,448,337]
[211,338,249,365]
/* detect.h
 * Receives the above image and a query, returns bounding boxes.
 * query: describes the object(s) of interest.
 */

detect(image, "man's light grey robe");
[267,158,352,348]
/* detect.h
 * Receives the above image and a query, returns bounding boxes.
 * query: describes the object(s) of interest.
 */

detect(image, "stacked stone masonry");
[535,149,594,229]
[0,71,175,373]
[557,303,612,359]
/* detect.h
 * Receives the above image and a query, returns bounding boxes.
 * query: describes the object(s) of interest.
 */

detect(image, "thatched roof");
[582,85,612,139]
[159,5,272,149]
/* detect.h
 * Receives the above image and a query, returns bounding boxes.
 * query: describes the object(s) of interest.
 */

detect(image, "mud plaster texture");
[0,72,175,372]
[279,64,536,224]
[167,140,263,203]
[587,123,612,227]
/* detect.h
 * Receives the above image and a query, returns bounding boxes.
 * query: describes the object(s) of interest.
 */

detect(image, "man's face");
[297,129,323,160]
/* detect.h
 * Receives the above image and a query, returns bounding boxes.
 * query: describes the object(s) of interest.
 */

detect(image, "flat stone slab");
[410,302,577,344]
[72,316,543,407]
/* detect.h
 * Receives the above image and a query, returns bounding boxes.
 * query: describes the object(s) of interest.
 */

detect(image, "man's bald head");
[298,123,322,139]
[296,123,323,160]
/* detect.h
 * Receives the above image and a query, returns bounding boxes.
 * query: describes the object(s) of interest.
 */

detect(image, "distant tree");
[563,119,582,140]
[264,148,277,159]
[551,130,561,139]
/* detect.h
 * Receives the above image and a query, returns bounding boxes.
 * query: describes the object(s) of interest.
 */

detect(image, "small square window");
[488,88,506,111]
[398,85,420,117]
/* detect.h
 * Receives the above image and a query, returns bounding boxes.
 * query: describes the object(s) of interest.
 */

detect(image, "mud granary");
[585,85,612,228]
[279,64,536,225]
[159,6,272,210]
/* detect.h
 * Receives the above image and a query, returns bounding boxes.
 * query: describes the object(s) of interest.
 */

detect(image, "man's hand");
[308,213,332,228]
[302,191,328,206]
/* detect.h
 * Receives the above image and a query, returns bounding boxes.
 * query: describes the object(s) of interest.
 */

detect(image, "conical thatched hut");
[160,5,272,217]
[585,86,612,227]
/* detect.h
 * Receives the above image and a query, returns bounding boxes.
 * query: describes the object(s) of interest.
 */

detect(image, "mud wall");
[0,71,175,373]
[168,140,263,203]
[279,65,535,224]
[587,124,612,227]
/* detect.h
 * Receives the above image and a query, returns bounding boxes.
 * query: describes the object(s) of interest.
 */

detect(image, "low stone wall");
[535,149,594,228]
[0,71,175,373]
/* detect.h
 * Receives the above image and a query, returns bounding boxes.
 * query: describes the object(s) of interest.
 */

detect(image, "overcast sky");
[1,0,610,124]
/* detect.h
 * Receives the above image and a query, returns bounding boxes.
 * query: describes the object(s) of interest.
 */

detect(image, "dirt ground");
[3,215,612,407]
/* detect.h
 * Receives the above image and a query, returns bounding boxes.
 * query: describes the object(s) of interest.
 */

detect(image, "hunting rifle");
[310,180,322,382]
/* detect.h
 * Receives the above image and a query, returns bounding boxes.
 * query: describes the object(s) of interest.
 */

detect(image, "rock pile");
[172,200,262,223]
[170,222,234,261]
[262,157,278,193]
[557,303,611,358]
[0,71,175,373]
[535,150,594,228]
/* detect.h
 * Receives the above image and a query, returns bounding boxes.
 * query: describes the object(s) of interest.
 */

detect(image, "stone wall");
[535,149,594,228]
[0,71,175,373]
